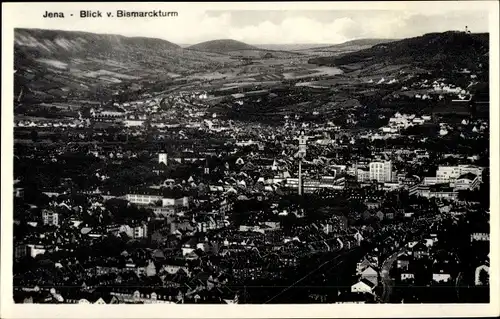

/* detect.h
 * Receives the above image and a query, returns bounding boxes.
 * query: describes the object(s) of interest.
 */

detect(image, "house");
[14,244,27,260]
[126,189,163,205]
[145,260,157,277]
[432,271,452,283]
[432,262,453,283]
[424,238,437,248]
[132,224,148,239]
[162,193,190,208]
[400,272,415,282]
[471,232,489,242]
[360,265,379,287]
[26,244,47,258]
[366,201,381,210]
[356,258,377,275]
[411,242,429,259]
[454,173,480,191]
[396,253,412,271]
[109,289,178,304]
[351,279,376,295]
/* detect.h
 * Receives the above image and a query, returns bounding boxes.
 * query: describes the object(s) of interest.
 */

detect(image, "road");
[380,248,406,303]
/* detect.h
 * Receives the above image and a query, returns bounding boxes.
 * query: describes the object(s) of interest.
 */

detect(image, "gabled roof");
[353,278,376,289]
[358,258,375,270]
[361,265,379,275]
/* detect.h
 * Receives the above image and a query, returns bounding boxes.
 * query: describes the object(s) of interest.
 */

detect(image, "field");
[283,66,343,80]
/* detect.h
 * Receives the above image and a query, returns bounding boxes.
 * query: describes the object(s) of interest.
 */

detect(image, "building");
[131,224,148,239]
[162,196,189,208]
[109,290,176,304]
[436,165,484,184]
[152,206,176,217]
[351,279,376,295]
[158,153,168,165]
[126,188,163,206]
[124,119,144,127]
[396,253,412,271]
[432,271,452,283]
[356,169,370,183]
[471,232,489,242]
[454,173,480,191]
[26,244,47,258]
[283,176,345,193]
[401,272,415,282]
[369,161,392,183]
[90,108,126,122]
[42,210,59,226]
[413,185,459,200]
[423,176,438,186]
[436,166,461,184]
[360,266,379,286]
[366,201,381,210]
[14,244,27,260]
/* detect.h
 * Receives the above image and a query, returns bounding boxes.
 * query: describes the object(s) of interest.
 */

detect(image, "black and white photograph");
[1,1,499,317]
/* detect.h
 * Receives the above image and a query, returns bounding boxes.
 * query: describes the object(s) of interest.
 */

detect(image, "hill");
[187,39,258,53]
[15,28,181,56]
[293,39,398,56]
[311,39,398,51]
[309,32,489,72]
[14,29,230,104]
[255,44,332,51]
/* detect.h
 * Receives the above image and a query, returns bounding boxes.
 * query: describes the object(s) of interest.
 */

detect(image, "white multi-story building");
[369,161,392,183]
[126,193,163,205]
[357,169,371,183]
[454,173,480,191]
[162,196,189,208]
[436,165,484,184]
[436,166,461,184]
[458,165,484,182]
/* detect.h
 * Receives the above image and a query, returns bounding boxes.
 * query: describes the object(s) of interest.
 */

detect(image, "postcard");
[1,1,499,318]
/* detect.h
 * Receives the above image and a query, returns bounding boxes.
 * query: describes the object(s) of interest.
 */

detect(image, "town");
[12,28,490,304]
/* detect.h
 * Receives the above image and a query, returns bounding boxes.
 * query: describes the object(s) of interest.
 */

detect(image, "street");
[380,248,406,303]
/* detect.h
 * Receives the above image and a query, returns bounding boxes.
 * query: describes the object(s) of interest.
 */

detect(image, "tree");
[94,235,127,258]
[30,130,38,143]
[105,198,151,223]
[478,268,489,286]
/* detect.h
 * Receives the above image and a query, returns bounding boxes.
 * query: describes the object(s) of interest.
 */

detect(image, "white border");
[2,2,499,318]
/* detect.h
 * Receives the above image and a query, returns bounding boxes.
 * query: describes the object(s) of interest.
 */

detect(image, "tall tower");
[297,131,308,195]
[158,153,168,165]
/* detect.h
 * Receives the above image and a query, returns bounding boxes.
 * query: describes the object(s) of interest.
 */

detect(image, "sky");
[10,5,490,45]
[200,10,489,44]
